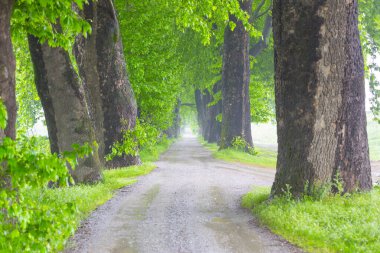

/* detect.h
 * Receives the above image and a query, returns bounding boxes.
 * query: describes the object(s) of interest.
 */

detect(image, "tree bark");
[220,0,253,149]
[207,83,222,143]
[74,0,140,168]
[195,89,211,140]
[195,89,206,137]
[28,35,102,184]
[165,99,181,138]
[250,14,272,58]
[271,0,371,196]
[0,0,16,139]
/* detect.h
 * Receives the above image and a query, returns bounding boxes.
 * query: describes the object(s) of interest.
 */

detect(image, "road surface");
[66,137,301,253]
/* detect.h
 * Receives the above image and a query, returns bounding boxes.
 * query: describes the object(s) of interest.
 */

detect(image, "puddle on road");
[206,186,265,253]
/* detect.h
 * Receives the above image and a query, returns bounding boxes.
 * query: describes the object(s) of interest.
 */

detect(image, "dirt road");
[66,137,301,253]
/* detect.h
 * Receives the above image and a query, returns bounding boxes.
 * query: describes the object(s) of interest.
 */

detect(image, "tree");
[271,0,372,196]
[206,83,222,143]
[28,35,102,184]
[219,0,253,149]
[75,0,140,168]
[0,0,17,139]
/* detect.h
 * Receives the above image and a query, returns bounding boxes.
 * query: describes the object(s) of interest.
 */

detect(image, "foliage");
[250,47,275,123]
[13,38,43,133]
[106,119,161,161]
[12,0,91,50]
[174,0,262,44]
[116,0,184,131]
[359,0,380,122]
[369,62,380,122]
[231,136,256,155]
[242,186,380,253]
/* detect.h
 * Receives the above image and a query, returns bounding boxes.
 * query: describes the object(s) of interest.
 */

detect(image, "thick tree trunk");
[0,0,16,139]
[207,83,222,143]
[28,35,102,184]
[220,0,253,149]
[271,0,371,196]
[74,0,140,168]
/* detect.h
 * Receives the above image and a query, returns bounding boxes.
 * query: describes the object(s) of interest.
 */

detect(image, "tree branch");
[249,14,272,58]
[251,0,266,22]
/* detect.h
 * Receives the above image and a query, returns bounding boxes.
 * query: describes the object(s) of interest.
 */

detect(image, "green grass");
[202,141,277,168]
[39,164,156,220]
[242,187,380,253]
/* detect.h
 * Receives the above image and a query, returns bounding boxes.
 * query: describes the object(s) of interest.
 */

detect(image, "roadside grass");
[201,140,277,168]
[242,187,380,253]
[40,164,156,220]
[21,139,173,252]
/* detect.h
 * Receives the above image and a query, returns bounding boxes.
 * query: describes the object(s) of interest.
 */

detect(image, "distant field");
[252,114,380,161]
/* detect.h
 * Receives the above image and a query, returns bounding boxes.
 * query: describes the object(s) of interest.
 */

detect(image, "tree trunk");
[28,35,102,184]
[0,0,16,139]
[74,0,140,168]
[207,82,222,143]
[165,99,181,138]
[220,0,253,149]
[195,89,205,137]
[195,89,211,139]
[271,0,371,196]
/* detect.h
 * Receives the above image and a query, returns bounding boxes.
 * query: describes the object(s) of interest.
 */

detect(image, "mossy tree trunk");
[28,35,102,184]
[220,0,253,149]
[74,0,140,168]
[0,0,16,140]
[271,0,372,196]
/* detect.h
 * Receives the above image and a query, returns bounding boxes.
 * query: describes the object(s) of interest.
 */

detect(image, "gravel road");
[65,137,302,253]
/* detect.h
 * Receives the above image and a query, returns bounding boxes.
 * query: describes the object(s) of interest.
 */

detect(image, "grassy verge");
[201,141,277,168]
[242,187,380,253]
[39,164,156,220]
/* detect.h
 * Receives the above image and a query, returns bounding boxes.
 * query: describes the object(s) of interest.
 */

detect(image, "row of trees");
[2,0,146,184]
[1,0,379,196]
[190,0,379,196]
